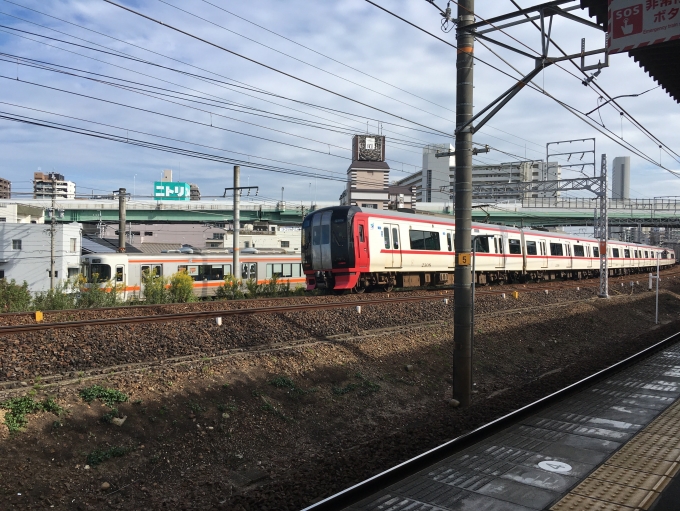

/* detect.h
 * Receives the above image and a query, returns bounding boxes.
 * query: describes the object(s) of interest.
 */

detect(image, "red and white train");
[302,206,674,292]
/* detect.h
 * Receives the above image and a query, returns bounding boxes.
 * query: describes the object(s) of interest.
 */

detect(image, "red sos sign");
[612,4,643,38]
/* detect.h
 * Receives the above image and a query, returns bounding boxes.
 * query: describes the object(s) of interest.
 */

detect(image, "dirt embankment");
[0,285,679,510]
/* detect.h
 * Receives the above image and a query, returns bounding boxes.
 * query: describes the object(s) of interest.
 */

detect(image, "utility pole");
[117,188,126,253]
[233,165,240,279]
[50,176,56,290]
[453,0,475,408]
[598,155,608,298]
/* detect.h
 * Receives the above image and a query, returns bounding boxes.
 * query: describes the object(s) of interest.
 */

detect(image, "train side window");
[293,264,301,277]
[526,241,537,255]
[282,264,292,277]
[593,246,599,257]
[312,225,321,246]
[384,228,390,249]
[223,264,232,275]
[474,237,490,253]
[392,228,399,249]
[624,249,631,258]
[574,245,585,257]
[508,239,521,255]
[550,243,563,256]
[447,233,452,252]
[612,248,620,258]
[358,225,365,243]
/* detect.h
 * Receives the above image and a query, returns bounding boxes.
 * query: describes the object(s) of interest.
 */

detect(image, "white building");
[612,156,630,200]
[34,172,76,200]
[396,157,561,203]
[0,203,44,224]
[205,225,301,253]
[0,222,82,292]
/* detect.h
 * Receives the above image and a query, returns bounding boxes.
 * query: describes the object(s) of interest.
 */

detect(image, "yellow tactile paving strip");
[550,399,680,511]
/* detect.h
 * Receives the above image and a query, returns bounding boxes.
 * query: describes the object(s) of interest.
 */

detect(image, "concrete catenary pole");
[453,0,475,408]
[50,176,56,290]
[117,188,126,253]
[233,165,240,279]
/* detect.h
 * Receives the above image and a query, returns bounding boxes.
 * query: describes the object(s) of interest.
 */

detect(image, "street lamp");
[133,174,137,200]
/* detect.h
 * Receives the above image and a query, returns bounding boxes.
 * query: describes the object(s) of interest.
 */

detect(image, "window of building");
[574,245,585,257]
[0,270,4,279]
[12,239,21,250]
[70,238,77,252]
[0,218,5,222]
[244,241,250,248]
[280,240,290,248]
[612,248,620,258]
[68,267,79,278]
[409,230,440,250]
[212,233,224,240]
[526,240,537,255]
[47,270,58,278]
[508,239,522,255]
[144,231,153,236]
[550,243,563,256]
[593,246,599,257]
[360,203,378,209]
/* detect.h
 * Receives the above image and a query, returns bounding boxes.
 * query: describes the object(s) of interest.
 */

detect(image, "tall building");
[395,156,560,203]
[0,177,10,199]
[612,156,630,200]
[33,172,76,199]
[339,134,390,209]
[190,183,200,201]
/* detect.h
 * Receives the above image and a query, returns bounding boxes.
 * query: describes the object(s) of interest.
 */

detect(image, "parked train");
[302,206,675,292]
[80,250,305,300]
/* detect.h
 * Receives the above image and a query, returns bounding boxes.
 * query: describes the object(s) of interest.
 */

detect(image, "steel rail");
[0,294,452,335]
[302,329,680,511]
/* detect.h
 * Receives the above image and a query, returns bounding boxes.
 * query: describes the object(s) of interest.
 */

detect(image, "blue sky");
[0,0,678,206]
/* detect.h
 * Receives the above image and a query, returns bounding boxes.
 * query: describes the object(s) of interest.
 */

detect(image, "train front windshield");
[302,206,358,271]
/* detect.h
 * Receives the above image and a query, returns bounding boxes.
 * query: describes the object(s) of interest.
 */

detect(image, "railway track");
[0,292,647,396]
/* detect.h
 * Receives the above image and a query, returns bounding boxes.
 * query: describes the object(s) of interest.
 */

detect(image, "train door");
[447,229,455,268]
[586,246,593,268]
[320,210,332,270]
[565,243,573,268]
[493,235,505,269]
[355,218,369,270]
[539,240,548,268]
[384,223,402,268]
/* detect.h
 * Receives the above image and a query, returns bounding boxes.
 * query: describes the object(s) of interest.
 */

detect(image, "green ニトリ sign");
[153,182,190,201]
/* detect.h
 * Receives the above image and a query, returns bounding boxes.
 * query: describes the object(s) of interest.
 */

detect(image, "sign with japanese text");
[608,0,680,54]
[153,181,190,201]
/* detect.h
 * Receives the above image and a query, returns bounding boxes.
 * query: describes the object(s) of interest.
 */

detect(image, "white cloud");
[0,0,677,205]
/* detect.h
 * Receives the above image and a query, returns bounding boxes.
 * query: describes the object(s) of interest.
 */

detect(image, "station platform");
[339,338,680,511]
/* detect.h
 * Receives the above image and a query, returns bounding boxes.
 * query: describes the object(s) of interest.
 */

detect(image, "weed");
[222,383,230,389]
[0,396,64,433]
[251,390,262,398]
[158,405,168,416]
[132,399,143,405]
[101,408,120,423]
[332,376,381,397]
[269,375,306,395]
[172,419,178,426]
[86,446,131,467]
[189,402,205,414]
[77,371,85,378]
[79,385,128,408]
[261,401,291,421]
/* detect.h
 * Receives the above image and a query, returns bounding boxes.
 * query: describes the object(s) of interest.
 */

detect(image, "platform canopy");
[580,0,680,103]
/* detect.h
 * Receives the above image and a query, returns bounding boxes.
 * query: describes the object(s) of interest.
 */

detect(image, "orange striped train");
[302,206,675,293]
[80,250,305,299]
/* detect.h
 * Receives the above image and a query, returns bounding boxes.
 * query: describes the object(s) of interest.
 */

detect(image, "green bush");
[0,278,32,312]
[1,396,64,433]
[32,282,77,311]
[169,270,195,303]
[76,274,122,308]
[215,274,245,300]
[244,278,260,298]
[142,268,169,304]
